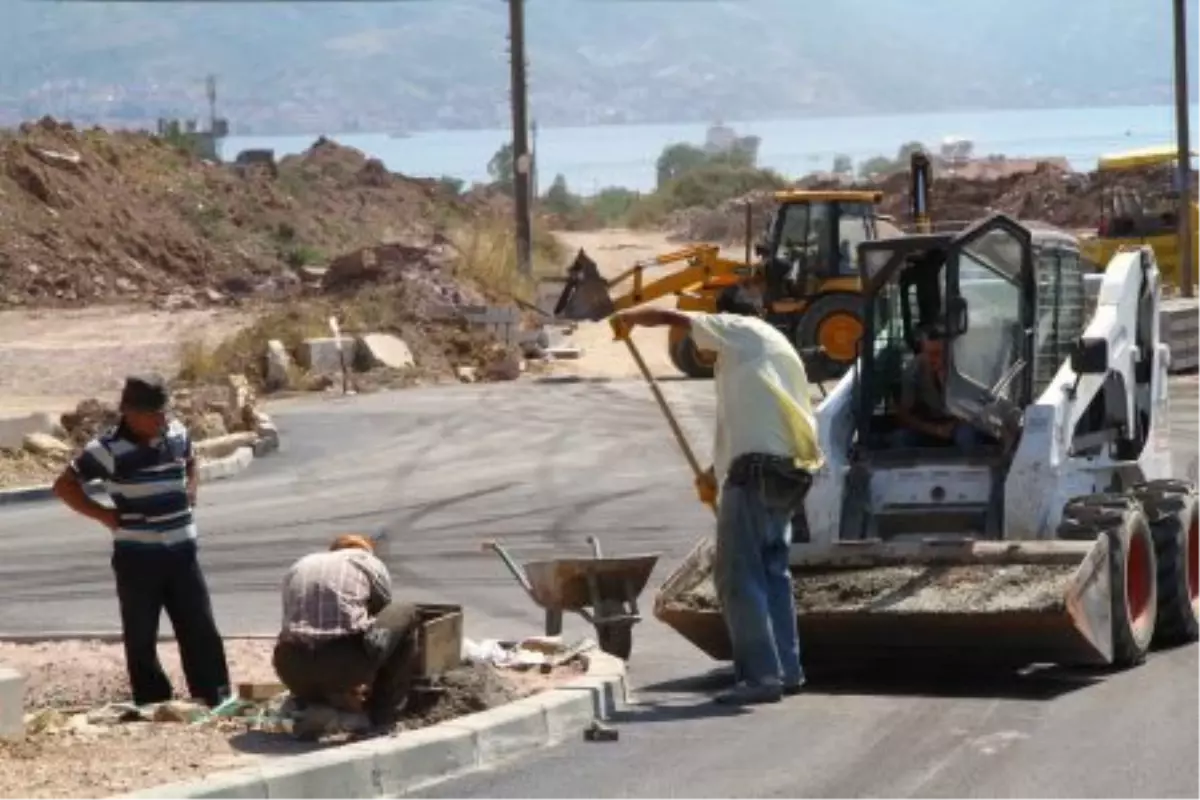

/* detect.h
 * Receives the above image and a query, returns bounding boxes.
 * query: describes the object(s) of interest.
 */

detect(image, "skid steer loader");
[655,213,1198,671]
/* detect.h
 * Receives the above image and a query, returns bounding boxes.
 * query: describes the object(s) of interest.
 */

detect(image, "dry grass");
[449,216,566,303]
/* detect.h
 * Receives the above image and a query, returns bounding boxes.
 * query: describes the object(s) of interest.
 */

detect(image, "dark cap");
[120,373,169,412]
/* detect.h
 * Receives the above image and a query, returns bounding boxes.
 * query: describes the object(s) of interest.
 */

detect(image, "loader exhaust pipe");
[910,151,932,235]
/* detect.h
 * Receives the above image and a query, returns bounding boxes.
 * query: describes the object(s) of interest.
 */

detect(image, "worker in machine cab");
[614,285,821,705]
[891,324,985,451]
[273,534,422,727]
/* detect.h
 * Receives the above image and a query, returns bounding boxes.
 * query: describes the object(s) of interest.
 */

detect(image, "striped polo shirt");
[69,418,197,548]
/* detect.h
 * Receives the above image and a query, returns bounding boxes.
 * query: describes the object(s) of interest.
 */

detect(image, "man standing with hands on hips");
[53,374,231,708]
[614,287,823,705]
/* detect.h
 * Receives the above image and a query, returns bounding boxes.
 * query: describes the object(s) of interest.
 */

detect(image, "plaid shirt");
[279,549,392,641]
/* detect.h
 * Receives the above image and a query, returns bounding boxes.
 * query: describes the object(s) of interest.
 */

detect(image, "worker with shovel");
[615,287,823,705]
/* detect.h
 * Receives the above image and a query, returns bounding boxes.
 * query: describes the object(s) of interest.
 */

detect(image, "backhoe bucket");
[655,536,1117,672]
[547,249,616,322]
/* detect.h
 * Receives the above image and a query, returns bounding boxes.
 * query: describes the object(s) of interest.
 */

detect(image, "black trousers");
[111,541,230,707]
[273,601,421,726]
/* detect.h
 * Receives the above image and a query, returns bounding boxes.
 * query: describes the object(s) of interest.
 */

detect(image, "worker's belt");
[726,452,812,513]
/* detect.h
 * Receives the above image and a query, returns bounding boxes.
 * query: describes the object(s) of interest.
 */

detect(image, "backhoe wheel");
[793,293,863,383]
[1129,480,1199,647]
[668,329,715,380]
[1058,493,1159,667]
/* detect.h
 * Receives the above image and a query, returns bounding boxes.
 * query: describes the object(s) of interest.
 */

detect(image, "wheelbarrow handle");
[482,540,535,597]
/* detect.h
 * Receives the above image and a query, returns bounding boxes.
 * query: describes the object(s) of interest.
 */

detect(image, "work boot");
[714,681,783,705]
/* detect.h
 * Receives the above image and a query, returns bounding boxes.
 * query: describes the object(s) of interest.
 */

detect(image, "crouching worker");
[273,534,421,727]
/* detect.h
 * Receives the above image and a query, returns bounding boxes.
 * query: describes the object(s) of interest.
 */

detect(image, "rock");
[0,412,63,450]
[22,431,72,457]
[161,292,197,311]
[264,340,293,391]
[114,277,136,293]
[204,287,226,304]
[190,411,228,440]
[358,333,415,370]
[484,352,522,382]
[300,337,357,375]
[60,399,119,446]
[455,366,478,384]
[194,431,258,460]
[302,373,336,392]
[152,700,207,723]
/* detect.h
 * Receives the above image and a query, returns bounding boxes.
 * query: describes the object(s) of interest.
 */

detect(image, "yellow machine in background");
[551,189,896,382]
[1079,144,1197,288]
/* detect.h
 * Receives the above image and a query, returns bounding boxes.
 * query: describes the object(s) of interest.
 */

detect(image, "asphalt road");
[0,375,1195,798]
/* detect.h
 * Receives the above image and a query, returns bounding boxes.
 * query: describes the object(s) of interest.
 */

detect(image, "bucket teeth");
[553,250,615,321]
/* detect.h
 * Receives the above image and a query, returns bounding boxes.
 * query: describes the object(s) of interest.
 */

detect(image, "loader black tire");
[1058,493,1159,667]
[793,293,863,383]
[1129,480,1199,647]
[668,332,715,380]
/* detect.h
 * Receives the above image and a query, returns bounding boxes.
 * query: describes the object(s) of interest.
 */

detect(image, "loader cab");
[759,191,882,299]
[852,214,1037,458]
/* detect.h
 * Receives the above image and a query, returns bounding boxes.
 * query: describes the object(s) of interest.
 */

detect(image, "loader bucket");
[654,536,1117,672]
[549,249,617,322]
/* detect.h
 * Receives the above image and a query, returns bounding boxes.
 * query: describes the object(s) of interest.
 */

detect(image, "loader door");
[943,215,1035,442]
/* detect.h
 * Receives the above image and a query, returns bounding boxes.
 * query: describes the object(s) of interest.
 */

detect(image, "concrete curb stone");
[0,667,24,739]
[0,415,282,508]
[113,652,629,799]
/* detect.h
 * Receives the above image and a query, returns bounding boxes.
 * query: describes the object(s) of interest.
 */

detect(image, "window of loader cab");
[836,203,874,275]
[952,228,1024,400]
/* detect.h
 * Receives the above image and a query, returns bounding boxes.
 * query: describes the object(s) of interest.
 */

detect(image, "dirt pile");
[0,118,493,309]
[665,161,1190,242]
[664,188,777,244]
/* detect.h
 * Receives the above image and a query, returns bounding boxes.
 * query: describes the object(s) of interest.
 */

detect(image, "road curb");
[112,652,629,800]
[0,423,280,508]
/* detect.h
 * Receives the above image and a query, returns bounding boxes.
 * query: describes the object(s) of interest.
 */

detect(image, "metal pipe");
[508,0,533,276]
[1173,0,1194,297]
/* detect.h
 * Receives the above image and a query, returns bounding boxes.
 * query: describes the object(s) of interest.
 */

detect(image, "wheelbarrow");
[482,536,661,661]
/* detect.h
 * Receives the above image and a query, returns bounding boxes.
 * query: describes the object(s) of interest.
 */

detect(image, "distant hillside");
[1,0,1196,134]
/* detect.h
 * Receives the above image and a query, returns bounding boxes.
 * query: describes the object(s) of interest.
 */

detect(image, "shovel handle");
[620,335,718,517]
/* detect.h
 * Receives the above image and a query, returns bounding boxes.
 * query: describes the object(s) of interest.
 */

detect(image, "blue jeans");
[714,482,803,688]
[890,423,984,453]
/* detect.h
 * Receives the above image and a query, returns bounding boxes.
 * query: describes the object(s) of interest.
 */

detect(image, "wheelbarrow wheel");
[597,622,633,661]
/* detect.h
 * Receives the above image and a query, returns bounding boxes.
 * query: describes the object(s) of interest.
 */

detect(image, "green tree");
[488,141,514,188]
[543,173,576,215]
[655,143,708,188]
[895,141,926,163]
[858,155,895,180]
[832,153,853,176]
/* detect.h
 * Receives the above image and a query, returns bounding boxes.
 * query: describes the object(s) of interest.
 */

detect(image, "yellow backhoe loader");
[551,188,904,382]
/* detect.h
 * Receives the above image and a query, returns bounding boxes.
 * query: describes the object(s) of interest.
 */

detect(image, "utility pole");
[508,0,533,276]
[1173,0,1194,298]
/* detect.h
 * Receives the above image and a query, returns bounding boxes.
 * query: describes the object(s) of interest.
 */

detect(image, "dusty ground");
[0,305,250,419]
[545,228,744,381]
[0,638,583,799]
